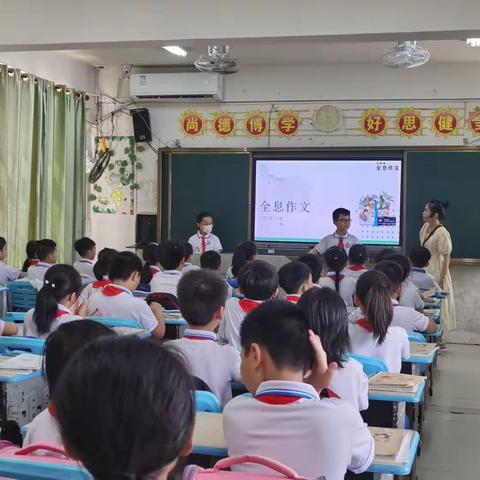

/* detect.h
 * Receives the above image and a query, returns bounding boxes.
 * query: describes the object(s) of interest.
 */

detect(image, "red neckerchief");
[31,259,39,266]
[183,334,216,341]
[48,403,57,418]
[328,274,345,281]
[54,309,69,319]
[356,318,374,332]
[239,299,263,313]
[92,279,110,289]
[150,266,160,275]
[256,394,303,405]
[102,285,127,297]
[338,237,345,250]
[320,388,341,399]
[285,294,300,303]
[349,265,367,271]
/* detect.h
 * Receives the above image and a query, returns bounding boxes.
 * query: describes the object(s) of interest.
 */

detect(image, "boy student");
[188,211,222,254]
[310,207,358,255]
[223,300,374,480]
[219,260,278,351]
[278,261,313,303]
[0,237,24,285]
[374,260,437,334]
[387,253,424,310]
[73,237,96,284]
[297,253,323,284]
[410,246,441,292]
[150,240,184,297]
[201,251,233,299]
[167,270,241,406]
[345,244,369,279]
[182,242,200,274]
[27,239,57,283]
[87,251,165,339]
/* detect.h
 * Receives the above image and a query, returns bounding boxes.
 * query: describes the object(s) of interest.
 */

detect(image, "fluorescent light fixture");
[162,45,187,57]
[466,38,480,47]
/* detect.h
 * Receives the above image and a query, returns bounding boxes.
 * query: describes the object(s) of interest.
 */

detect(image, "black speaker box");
[131,108,152,142]
[136,214,157,247]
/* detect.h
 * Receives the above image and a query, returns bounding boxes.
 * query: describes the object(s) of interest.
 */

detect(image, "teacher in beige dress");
[419,200,456,332]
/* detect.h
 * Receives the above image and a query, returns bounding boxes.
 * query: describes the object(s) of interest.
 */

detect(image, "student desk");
[192,412,420,480]
[163,311,187,339]
[402,342,438,397]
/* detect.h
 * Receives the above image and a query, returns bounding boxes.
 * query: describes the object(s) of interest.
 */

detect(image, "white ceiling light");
[162,46,187,57]
[466,38,480,47]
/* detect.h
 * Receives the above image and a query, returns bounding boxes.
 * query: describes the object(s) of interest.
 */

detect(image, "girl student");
[348,270,410,373]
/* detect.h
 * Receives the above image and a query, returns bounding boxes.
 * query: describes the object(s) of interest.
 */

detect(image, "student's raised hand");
[304,330,337,393]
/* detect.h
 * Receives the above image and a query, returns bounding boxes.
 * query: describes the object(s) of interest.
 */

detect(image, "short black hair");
[238,260,278,300]
[36,239,57,261]
[158,240,185,270]
[375,248,395,263]
[177,270,228,326]
[240,300,313,372]
[200,250,221,271]
[184,242,193,259]
[386,254,410,282]
[374,260,403,294]
[332,208,350,221]
[26,240,37,259]
[74,237,96,257]
[45,320,114,395]
[409,246,431,268]
[93,248,118,280]
[349,244,368,265]
[298,253,322,283]
[0,237,6,250]
[278,261,311,295]
[196,211,213,223]
[109,251,143,281]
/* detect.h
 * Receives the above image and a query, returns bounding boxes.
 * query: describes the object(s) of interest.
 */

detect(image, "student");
[219,260,278,351]
[79,248,117,303]
[278,261,313,303]
[24,265,84,339]
[386,253,424,310]
[167,270,241,406]
[223,300,374,479]
[188,211,222,254]
[55,337,195,480]
[87,251,165,339]
[150,241,184,296]
[22,240,38,273]
[297,253,323,284]
[182,242,200,274]
[374,248,395,264]
[349,270,410,372]
[374,260,436,334]
[73,237,96,284]
[345,244,369,279]
[0,237,23,285]
[226,241,257,281]
[27,239,57,283]
[310,207,358,255]
[139,242,160,286]
[298,288,368,411]
[317,247,357,306]
[409,246,441,292]
[201,251,233,299]
[23,320,114,447]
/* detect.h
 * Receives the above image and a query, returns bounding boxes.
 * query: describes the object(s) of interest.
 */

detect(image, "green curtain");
[0,65,86,267]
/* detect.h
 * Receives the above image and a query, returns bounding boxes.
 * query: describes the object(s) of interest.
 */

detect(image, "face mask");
[201,225,213,234]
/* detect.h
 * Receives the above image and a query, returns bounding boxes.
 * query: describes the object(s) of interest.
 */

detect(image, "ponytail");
[356,270,393,345]
[140,243,159,284]
[33,265,82,335]
[324,247,347,294]
[93,248,118,281]
[231,241,257,278]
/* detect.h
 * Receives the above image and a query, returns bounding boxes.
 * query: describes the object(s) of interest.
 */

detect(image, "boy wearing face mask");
[188,211,223,254]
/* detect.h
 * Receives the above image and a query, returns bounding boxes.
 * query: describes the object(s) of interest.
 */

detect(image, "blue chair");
[195,390,221,413]
[408,331,426,342]
[88,317,142,329]
[3,311,26,323]
[347,354,388,377]
[7,281,37,311]
[0,337,45,355]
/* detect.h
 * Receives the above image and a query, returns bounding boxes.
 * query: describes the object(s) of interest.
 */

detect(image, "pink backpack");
[183,455,307,480]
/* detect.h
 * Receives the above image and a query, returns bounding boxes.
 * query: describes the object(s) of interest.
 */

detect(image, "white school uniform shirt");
[24,304,81,339]
[399,278,424,310]
[26,262,52,283]
[317,273,357,306]
[86,284,158,332]
[167,329,241,406]
[0,261,19,286]
[344,265,368,280]
[23,408,62,448]
[73,258,95,284]
[218,297,263,351]
[410,268,440,292]
[223,380,374,480]
[330,357,369,411]
[391,299,429,333]
[182,262,200,274]
[188,231,223,254]
[349,321,410,373]
[149,270,183,297]
[313,232,358,255]
[79,278,110,304]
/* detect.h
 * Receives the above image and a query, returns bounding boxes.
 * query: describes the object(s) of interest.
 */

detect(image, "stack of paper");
[410,342,439,358]
[421,288,437,299]
[370,427,413,464]
[369,372,425,394]
[163,310,183,319]
[423,308,440,317]
[0,353,42,372]
[424,297,440,307]
[112,327,148,337]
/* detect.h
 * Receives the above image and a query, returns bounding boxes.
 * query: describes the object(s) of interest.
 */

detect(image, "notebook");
[0,353,42,371]
[410,342,439,358]
[423,308,440,317]
[421,288,437,299]
[370,427,414,464]
[369,372,425,393]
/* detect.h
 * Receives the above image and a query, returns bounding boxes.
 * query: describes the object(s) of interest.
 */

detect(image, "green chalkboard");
[405,151,480,258]
[163,152,250,251]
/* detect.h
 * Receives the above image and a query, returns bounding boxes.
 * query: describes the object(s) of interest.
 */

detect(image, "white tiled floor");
[417,344,480,479]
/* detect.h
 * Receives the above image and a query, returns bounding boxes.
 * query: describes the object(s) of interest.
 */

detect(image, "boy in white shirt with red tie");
[150,240,184,297]
[73,237,96,284]
[223,300,374,480]
[278,261,313,303]
[27,239,57,283]
[188,211,222,254]
[166,269,241,406]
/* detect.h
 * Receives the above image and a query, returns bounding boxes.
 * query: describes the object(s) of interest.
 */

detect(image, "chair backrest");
[7,281,38,311]
[0,337,45,355]
[146,292,179,310]
[4,311,26,323]
[347,353,389,376]
[193,377,213,393]
[195,391,221,413]
[88,317,142,329]
[408,331,426,342]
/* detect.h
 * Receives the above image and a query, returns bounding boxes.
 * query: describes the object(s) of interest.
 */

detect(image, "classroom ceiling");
[57,38,480,68]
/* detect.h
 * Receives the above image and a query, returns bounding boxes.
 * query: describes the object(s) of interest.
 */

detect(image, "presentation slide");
[253,158,402,245]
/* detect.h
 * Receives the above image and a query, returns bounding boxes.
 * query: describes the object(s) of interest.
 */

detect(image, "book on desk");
[369,372,425,394]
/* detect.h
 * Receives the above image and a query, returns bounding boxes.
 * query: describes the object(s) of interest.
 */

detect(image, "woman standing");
[419,200,456,334]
